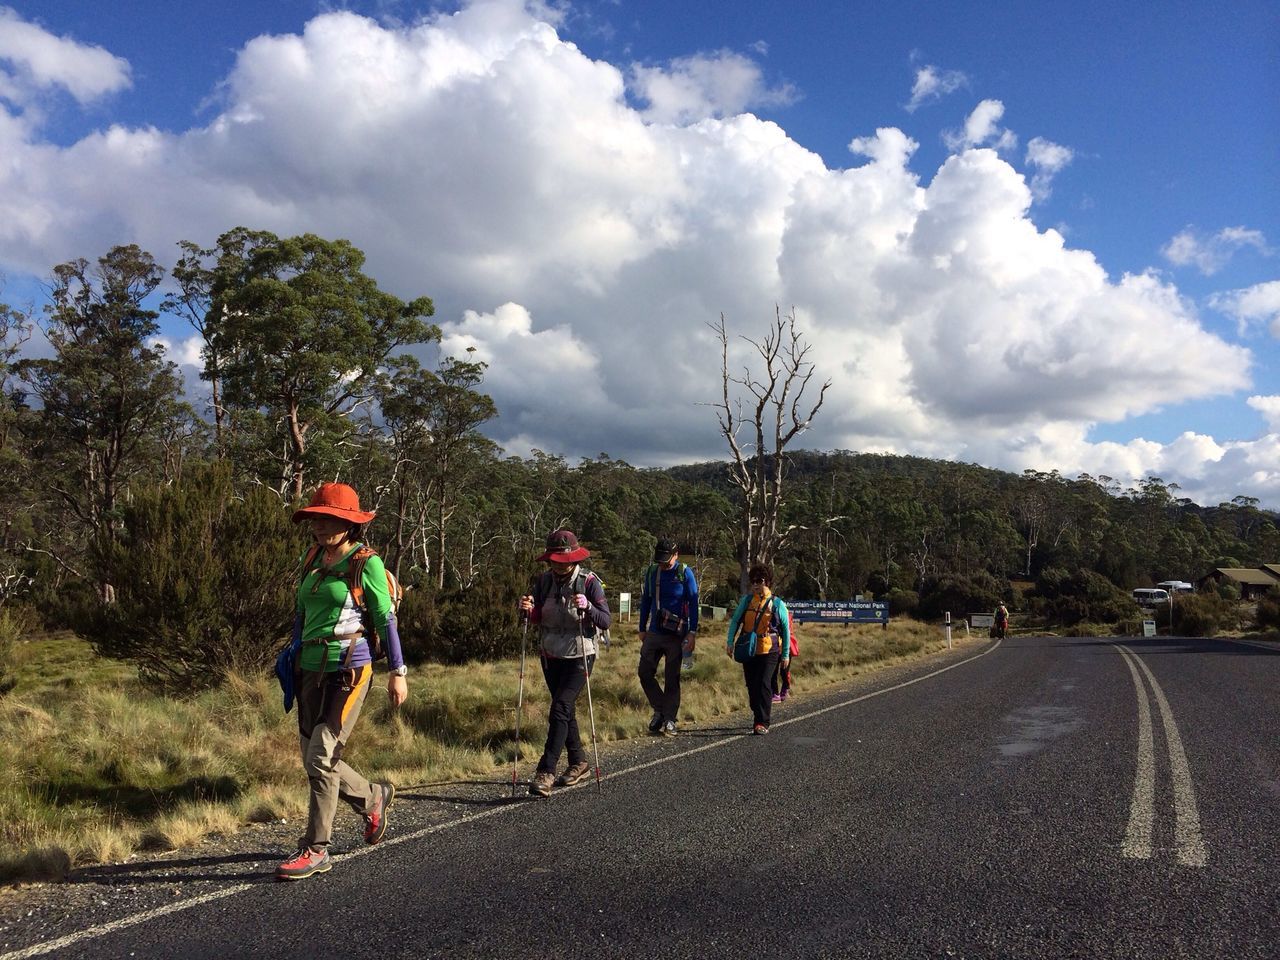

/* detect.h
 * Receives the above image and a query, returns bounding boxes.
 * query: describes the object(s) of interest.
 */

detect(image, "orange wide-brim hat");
[291,482,376,525]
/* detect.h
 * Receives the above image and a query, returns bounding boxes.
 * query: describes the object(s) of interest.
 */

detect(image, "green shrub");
[1256,592,1280,631]
[0,610,19,696]
[1031,567,1135,626]
[79,463,301,694]
[917,571,1006,621]
[1172,591,1236,637]
[885,588,919,618]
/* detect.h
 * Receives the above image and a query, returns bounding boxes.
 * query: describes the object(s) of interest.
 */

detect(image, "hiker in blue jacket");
[638,537,699,737]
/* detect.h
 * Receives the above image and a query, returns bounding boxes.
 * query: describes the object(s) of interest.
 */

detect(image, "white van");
[1156,580,1193,593]
[1132,588,1170,605]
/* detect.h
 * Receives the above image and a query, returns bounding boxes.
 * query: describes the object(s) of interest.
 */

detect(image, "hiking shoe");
[363,782,395,845]
[555,761,591,787]
[528,771,555,797]
[661,720,678,737]
[648,711,663,734]
[780,690,789,701]
[753,724,769,735]
[771,694,783,703]
[276,847,331,881]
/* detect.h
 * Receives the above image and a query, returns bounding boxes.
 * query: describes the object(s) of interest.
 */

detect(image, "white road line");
[1,638,1003,960]
[1116,648,1155,860]
[1116,644,1208,868]
[1119,645,1207,868]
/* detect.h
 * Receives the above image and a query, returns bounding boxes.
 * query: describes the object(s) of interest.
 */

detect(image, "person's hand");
[574,593,589,610]
[683,632,697,654]
[519,595,534,615]
[725,642,733,658]
[387,675,407,707]
[781,656,790,667]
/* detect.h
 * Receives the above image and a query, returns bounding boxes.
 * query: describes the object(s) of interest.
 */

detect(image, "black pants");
[743,650,781,727]
[538,654,595,774]
[771,657,792,697]
[638,632,683,722]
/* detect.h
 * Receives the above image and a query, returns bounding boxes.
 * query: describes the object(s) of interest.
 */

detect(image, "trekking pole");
[512,612,530,797]
[575,602,603,793]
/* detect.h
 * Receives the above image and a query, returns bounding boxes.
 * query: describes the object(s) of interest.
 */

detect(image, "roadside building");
[1197,567,1280,601]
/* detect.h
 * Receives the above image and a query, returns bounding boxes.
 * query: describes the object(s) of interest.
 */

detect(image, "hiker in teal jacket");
[277,483,407,881]
[726,563,790,735]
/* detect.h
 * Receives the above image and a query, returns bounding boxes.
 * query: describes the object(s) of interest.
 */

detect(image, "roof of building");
[1212,567,1280,586]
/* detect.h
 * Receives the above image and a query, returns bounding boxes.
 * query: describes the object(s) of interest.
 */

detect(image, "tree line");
[0,229,1276,694]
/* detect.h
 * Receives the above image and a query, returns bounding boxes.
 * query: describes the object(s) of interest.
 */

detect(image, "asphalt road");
[4,634,1278,959]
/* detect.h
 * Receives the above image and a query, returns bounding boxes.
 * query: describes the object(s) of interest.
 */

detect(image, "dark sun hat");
[536,529,591,564]
[291,482,376,525]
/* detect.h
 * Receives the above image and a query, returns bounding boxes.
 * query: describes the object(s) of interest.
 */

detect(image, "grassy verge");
[0,619,957,885]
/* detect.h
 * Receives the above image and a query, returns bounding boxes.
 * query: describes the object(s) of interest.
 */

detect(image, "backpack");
[302,544,402,661]
[644,562,691,633]
[537,568,603,642]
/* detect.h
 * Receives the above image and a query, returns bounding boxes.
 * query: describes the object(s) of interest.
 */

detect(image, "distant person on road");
[993,602,1009,639]
[277,483,407,881]
[637,537,699,737]
[519,529,611,797]
[726,563,791,735]
[771,606,798,703]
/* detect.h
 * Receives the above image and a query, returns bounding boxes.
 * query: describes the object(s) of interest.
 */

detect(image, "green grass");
[0,620,959,885]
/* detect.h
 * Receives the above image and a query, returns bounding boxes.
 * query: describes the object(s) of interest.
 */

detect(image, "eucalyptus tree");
[376,353,497,587]
[205,228,437,499]
[710,307,830,589]
[18,246,187,600]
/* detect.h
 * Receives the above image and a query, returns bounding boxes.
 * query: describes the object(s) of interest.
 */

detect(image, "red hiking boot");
[276,847,331,881]
[363,782,395,845]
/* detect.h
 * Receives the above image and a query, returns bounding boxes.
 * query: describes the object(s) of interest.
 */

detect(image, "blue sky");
[1,0,1277,505]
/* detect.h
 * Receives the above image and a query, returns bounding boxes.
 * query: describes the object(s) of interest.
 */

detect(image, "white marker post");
[945,610,952,649]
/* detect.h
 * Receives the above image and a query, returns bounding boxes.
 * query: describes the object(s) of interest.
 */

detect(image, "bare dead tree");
[709,307,831,590]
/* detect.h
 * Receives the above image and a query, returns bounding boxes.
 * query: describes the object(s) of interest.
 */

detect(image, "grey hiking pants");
[296,665,379,850]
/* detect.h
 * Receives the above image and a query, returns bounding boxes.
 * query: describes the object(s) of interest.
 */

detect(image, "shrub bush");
[917,571,1007,621]
[79,463,301,694]
[1031,567,1135,626]
[1255,591,1280,631]
[1173,591,1237,637]
[885,588,919,618]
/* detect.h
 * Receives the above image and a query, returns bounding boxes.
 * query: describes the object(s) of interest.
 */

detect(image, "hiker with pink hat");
[277,482,407,880]
[518,529,611,797]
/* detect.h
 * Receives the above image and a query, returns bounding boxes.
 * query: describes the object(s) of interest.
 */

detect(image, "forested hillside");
[1,233,1276,693]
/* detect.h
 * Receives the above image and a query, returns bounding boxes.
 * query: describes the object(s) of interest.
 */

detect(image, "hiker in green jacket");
[277,483,408,881]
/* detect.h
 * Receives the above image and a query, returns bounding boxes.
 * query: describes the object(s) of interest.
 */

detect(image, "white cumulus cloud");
[629,49,796,125]
[1162,225,1270,275]
[1247,395,1280,432]
[944,99,1018,153]
[1025,136,1073,202]
[905,63,968,112]
[0,0,1271,505]
[0,6,131,108]
[1209,279,1280,337]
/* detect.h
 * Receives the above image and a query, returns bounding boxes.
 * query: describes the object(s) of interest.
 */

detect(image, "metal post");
[945,611,952,649]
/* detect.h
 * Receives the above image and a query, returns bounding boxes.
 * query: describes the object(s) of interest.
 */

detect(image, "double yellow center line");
[1114,643,1207,868]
